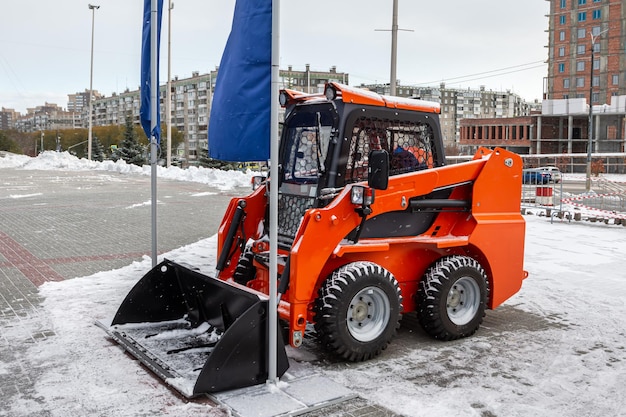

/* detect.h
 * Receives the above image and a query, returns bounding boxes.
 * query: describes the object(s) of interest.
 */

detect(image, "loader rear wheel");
[417,255,489,341]
[314,262,402,362]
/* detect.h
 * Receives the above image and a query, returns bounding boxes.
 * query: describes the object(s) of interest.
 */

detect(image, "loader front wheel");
[314,262,402,362]
[417,255,489,341]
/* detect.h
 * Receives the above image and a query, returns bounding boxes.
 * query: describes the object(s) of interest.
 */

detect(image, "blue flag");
[208,0,271,162]
[140,0,163,143]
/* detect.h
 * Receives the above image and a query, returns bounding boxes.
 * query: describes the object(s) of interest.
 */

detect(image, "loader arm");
[216,183,268,277]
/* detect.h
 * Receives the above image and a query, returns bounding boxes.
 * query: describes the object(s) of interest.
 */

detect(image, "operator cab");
[275,83,446,246]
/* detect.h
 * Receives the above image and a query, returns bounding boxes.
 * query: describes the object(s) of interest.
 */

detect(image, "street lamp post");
[586,28,608,192]
[390,0,398,96]
[166,0,173,167]
[88,4,100,161]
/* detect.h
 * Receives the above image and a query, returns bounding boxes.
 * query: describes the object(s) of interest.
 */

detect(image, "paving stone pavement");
[0,168,402,417]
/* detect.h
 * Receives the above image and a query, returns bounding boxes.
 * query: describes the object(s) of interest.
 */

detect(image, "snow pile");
[0,152,31,168]
[0,151,256,190]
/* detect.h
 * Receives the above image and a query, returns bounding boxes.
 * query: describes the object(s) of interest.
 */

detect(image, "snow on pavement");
[5,215,623,417]
[1,151,625,416]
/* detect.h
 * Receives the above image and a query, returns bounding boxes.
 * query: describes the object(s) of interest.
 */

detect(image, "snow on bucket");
[101,259,289,397]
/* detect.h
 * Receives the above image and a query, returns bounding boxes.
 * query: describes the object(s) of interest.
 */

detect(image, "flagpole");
[268,0,280,385]
[166,0,173,168]
[150,0,158,268]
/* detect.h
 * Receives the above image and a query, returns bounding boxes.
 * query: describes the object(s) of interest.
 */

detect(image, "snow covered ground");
[0,151,256,191]
[1,152,626,416]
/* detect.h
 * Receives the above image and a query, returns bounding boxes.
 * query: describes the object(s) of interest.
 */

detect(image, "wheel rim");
[347,286,390,342]
[446,276,481,325]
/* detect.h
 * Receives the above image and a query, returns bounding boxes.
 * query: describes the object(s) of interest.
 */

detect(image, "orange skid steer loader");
[103,83,527,397]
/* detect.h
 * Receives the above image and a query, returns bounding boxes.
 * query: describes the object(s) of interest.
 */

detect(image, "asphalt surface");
[0,168,401,417]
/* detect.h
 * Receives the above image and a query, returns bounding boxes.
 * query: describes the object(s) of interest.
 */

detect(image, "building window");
[559,47,565,57]
[559,63,565,72]
[564,79,570,88]
[577,28,586,38]
[593,43,600,53]
[560,31,566,41]
[592,76,599,86]
[578,12,586,21]
[560,15,566,24]
[576,61,585,71]
[577,44,586,54]
[592,92,599,102]
[576,77,585,87]
[592,10,601,19]
[592,26,601,36]
[593,58,600,70]
[612,74,619,85]
[579,0,587,4]
[561,0,567,6]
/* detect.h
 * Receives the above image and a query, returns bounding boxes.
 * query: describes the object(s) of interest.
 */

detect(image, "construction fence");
[447,151,626,224]
[521,176,626,225]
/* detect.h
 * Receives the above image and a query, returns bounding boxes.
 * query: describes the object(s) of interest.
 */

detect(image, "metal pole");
[88,4,99,161]
[586,43,594,192]
[268,0,280,385]
[586,28,608,192]
[166,0,173,167]
[150,0,158,267]
[390,0,398,96]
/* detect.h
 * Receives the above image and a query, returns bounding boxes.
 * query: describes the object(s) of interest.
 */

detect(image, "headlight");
[279,90,289,107]
[324,84,337,101]
[351,185,374,206]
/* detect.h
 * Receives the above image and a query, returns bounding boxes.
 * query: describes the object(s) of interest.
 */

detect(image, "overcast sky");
[0,0,549,114]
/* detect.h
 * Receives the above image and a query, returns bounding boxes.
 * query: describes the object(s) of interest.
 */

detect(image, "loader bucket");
[104,259,289,397]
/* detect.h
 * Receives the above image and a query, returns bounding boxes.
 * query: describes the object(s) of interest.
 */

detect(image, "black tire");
[314,261,402,362]
[417,255,489,341]
[232,249,256,285]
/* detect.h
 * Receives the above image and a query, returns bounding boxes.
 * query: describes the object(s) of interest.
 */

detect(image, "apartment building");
[538,0,626,153]
[13,103,81,132]
[546,0,623,103]
[0,108,19,130]
[67,89,103,114]
[281,65,348,93]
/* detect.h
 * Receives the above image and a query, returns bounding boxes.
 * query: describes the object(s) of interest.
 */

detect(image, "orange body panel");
[216,184,268,278]
[217,147,526,347]
[329,82,440,114]
[280,82,441,114]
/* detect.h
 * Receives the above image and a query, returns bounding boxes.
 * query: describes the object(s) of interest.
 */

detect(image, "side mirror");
[368,149,389,190]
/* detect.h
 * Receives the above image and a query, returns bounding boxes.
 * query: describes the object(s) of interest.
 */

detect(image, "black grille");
[345,116,438,184]
[277,193,315,245]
